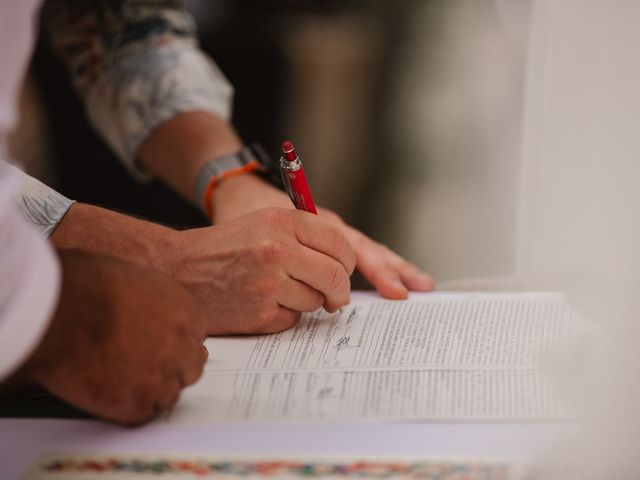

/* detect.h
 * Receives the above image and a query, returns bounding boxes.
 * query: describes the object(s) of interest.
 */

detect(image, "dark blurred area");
[31,0,416,230]
[18,0,527,280]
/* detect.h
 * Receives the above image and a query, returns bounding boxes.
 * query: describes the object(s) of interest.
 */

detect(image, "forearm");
[42,0,233,183]
[50,203,176,274]
[137,111,242,204]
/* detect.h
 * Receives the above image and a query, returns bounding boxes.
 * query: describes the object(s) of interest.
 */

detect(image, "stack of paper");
[172,292,572,423]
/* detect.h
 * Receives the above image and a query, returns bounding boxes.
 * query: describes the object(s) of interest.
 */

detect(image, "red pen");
[280,140,318,214]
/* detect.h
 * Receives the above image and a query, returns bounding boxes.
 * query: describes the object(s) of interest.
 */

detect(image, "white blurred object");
[391,0,527,281]
[0,1,40,158]
[518,0,640,478]
[0,0,62,382]
[395,0,640,477]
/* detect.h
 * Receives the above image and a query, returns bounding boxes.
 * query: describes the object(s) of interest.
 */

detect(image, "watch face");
[248,144,285,190]
[248,143,271,167]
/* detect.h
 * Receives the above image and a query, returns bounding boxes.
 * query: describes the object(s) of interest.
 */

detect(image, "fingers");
[133,343,205,425]
[277,278,325,312]
[154,380,183,413]
[190,314,209,341]
[292,211,357,277]
[115,379,182,427]
[142,343,205,424]
[349,229,434,299]
[368,266,409,300]
[275,307,301,331]
[286,246,351,312]
[180,342,208,387]
[353,232,407,299]
[255,307,300,334]
[307,214,434,299]
[396,255,434,292]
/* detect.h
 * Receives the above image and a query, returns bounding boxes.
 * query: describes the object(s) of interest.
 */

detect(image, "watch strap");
[196,146,262,220]
[195,147,254,203]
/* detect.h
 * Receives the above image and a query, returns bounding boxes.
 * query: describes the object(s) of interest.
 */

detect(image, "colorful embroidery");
[41,457,511,478]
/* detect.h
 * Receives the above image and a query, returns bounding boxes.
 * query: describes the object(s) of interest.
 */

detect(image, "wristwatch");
[195,143,282,220]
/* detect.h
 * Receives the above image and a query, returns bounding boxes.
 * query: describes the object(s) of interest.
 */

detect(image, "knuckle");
[273,310,301,332]
[331,230,356,273]
[252,307,300,334]
[118,415,146,428]
[120,401,154,427]
[164,389,182,410]
[184,361,205,386]
[253,309,279,333]
[200,344,210,364]
[312,291,325,310]
[254,239,283,263]
[197,346,210,369]
[330,229,348,256]
[327,264,349,294]
[154,387,181,413]
[256,275,281,296]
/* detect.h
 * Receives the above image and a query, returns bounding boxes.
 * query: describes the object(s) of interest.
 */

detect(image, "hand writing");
[212,174,434,299]
[164,208,357,335]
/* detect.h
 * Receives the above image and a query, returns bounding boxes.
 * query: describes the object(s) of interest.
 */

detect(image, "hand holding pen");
[277,139,434,298]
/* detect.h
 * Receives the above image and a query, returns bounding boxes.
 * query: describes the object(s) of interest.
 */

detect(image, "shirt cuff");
[10,164,76,236]
[84,41,234,182]
[0,170,60,381]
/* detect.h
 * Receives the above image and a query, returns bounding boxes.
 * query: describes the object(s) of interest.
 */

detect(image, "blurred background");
[9,1,640,477]
[12,0,532,283]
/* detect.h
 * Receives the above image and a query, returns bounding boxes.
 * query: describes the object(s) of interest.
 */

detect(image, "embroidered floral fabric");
[34,455,513,479]
[41,0,233,180]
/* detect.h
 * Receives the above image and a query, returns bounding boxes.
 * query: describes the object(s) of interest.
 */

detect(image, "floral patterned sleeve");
[41,0,233,181]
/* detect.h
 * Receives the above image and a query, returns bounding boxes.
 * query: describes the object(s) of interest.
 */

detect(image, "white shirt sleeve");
[0,160,61,382]
[10,163,75,237]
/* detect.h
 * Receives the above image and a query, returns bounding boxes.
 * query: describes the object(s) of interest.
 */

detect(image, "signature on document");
[333,336,360,352]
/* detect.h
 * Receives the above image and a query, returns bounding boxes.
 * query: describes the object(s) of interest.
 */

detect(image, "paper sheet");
[173,292,572,423]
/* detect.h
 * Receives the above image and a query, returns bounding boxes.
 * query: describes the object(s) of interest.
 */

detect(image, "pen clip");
[279,158,299,208]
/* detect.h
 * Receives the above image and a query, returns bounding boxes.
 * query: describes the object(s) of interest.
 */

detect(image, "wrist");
[195,143,279,221]
[50,203,178,276]
[210,172,261,208]
[210,173,290,224]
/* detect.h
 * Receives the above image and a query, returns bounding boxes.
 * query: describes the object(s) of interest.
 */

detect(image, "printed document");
[173,292,572,423]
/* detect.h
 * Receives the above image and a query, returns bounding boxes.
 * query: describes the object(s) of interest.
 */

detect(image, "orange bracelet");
[203,159,261,221]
